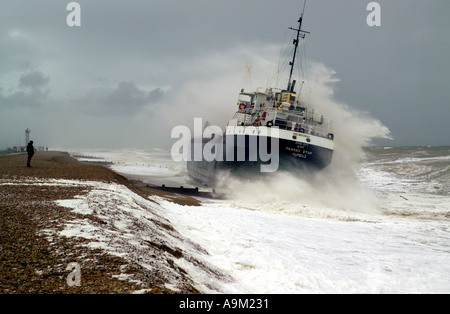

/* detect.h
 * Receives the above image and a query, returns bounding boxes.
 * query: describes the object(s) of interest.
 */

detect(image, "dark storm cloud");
[0,70,50,110]
[0,0,449,148]
[70,81,164,116]
[0,88,50,109]
[19,71,50,88]
[104,81,163,110]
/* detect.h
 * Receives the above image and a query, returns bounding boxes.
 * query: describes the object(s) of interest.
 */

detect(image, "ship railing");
[267,110,334,140]
[234,108,334,140]
[272,119,334,140]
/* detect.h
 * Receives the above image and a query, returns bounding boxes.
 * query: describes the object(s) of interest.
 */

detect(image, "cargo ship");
[187,2,334,186]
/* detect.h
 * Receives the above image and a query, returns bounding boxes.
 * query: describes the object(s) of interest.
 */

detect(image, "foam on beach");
[0,151,214,293]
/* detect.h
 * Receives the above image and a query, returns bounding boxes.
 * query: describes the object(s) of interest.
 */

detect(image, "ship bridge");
[230,88,333,141]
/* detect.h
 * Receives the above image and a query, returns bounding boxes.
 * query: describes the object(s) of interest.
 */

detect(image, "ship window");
[275,118,288,129]
[238,94,252,103]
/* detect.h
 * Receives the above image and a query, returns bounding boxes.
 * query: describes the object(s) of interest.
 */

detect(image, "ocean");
[69,146,450,293]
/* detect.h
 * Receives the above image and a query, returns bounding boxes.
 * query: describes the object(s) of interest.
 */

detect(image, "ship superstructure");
[187,2,334,186]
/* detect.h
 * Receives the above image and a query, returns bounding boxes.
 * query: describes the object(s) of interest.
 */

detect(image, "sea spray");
[139,44,392,214]
[219,62,392,215]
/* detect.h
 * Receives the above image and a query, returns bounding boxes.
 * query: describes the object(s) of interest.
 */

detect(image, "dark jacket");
[27,143,34,157]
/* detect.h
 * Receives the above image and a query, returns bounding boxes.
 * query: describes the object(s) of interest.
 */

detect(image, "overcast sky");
[1,0,449,149]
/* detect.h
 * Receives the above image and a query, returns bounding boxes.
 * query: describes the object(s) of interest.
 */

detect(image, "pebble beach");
[0,151,206,294]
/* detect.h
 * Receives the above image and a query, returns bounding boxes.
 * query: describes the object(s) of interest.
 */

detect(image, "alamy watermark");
[66,2,381,28]
[367,2,381,27]
[171,118,280,173]
[66,262,81,287]
[66,2,81,27]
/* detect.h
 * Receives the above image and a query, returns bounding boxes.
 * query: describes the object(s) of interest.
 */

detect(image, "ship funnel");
[290,80,297,92]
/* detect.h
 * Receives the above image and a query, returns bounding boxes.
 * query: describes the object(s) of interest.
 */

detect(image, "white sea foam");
[63,61,449,293]
[160,197,450,293]
[66,146,450,293]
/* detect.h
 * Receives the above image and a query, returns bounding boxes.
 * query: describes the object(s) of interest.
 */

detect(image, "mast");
[287,0,309,92]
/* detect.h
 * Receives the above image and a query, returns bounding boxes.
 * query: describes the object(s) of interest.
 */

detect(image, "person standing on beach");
[26,141,34,167]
